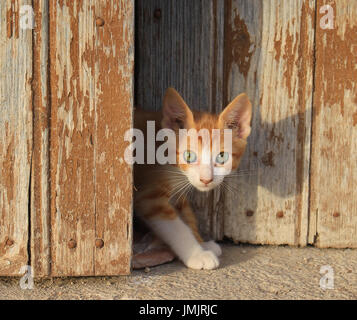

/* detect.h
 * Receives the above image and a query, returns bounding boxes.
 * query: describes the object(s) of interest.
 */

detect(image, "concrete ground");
[1,243,356,300]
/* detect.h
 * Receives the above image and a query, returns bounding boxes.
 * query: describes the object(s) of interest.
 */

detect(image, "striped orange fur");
[132,88,252,269]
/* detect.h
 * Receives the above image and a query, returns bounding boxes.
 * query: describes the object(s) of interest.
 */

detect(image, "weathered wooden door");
[0,0,134,277]
[1,0,357,279]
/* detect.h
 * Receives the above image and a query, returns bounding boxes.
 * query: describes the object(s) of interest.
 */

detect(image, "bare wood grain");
[223,0,315,246]
[310,0,357,248]
[0,0,33,276]
[93,0,134,276]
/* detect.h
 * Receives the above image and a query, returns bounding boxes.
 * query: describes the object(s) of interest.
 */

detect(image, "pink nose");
[200,178,213,185]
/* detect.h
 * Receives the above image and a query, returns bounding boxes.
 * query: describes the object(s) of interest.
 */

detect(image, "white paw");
[185,249,219,270]
[201,240,222,257]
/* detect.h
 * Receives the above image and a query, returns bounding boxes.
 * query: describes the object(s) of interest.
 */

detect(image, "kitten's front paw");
[185,249,219,270]
[201,241,222,257]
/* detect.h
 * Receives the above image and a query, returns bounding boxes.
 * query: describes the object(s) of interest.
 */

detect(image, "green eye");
[183,150,197,163]
[216,152,229,164]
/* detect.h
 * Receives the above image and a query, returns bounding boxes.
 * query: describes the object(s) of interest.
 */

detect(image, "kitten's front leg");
[146,216,219,270]
[179,199,222,257]
[136,196,219,270]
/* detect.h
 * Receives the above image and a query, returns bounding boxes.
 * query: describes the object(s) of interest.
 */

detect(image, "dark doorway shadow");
[134,0,312,270]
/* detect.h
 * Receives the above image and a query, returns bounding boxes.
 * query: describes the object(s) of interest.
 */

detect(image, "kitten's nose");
[200,178,213,185]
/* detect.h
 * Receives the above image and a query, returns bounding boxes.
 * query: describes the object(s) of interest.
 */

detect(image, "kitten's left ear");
[162,88,194,130]
[218,93,252,139]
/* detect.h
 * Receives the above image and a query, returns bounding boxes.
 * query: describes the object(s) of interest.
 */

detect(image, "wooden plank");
[0,0,33,276]
[49,0,133,276]
[135,0,225,239]
[31,0,51,277]
[49,0,96,276]
[223,0,315,245]
[93,1,134,276]
[310,0,357,248]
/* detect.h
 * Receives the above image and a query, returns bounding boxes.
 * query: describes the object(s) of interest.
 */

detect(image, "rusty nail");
[95,239,104,249]
[154,8,161,20]
[333,212,340,218]
[68,239,77,249]
[96,17,105,27]
[6,238,14,246]
[246,210,254,217]
[276,211,284,218]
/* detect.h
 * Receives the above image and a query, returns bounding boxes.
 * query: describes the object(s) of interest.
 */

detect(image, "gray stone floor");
[1,243,356,300]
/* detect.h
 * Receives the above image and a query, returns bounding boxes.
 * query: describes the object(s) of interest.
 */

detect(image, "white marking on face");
[178,128,235,192]
[186,163,225,192]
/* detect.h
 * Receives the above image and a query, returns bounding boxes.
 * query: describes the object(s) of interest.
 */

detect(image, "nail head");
[68,239,77,249]
[6,239,14,246]
[333,212,340,218]
[154,8,161,20]
[95,239,104,248]
[96,17,105,27]
[276,211,284,218]
[246,210,254,217]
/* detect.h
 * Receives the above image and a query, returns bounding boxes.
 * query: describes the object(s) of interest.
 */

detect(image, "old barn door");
[0,0,134,277]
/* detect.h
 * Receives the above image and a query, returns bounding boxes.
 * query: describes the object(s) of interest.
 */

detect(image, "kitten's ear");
[218,93,252,139]
[162,88,194,130]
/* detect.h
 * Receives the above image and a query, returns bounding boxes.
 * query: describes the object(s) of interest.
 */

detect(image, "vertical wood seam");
[306,0,319,245]
[93,3,98,275]
[46,0,52,275]
[30,0,35,276]
[27,148,33,267]
[31,0,51,276]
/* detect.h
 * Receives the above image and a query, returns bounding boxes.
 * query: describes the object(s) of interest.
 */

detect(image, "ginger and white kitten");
[134,88,252,270]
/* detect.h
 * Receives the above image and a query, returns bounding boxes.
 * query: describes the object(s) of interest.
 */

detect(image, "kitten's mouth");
[195,184,214,192]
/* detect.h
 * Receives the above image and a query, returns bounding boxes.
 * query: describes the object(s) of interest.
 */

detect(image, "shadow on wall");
[220,106,311,245]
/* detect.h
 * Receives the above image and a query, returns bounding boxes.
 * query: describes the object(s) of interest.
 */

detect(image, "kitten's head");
[161,88,252,192]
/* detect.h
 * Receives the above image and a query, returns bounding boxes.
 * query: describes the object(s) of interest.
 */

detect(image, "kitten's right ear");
[162,88,194,130]
[218,93,252,140]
